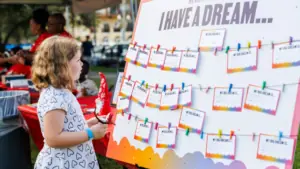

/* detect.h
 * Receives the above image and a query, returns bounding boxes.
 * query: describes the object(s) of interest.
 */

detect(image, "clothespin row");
[229,83,233,93]
[262,81,267,90]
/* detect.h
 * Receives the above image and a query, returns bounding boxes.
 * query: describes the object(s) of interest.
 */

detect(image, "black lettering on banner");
[158,1,271,31]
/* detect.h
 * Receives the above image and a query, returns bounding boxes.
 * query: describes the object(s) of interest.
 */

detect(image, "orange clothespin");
[230,130,235,139]
[171,46,176,54]
[258,40,262,49]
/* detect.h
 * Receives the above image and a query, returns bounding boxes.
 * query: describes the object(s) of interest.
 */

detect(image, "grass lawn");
[90,66,119,73]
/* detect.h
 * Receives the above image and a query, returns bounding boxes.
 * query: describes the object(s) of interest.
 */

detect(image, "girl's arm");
[43,109,107,148]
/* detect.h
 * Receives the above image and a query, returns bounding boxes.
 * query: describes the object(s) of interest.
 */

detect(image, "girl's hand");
[90,123,108,139]
[87,115,106,127]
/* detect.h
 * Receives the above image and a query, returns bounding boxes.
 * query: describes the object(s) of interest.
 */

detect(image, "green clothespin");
[146,83,148,89]
[144,117,148,124]
[225,46,230,54]
[262,81,267,90]
[186,128,190,136]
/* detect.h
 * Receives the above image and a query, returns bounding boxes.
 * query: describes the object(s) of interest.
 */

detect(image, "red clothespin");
[155,84,159,90]
[230,130,234,139]
[121,110,124,116]
[143,44,147,51]
[171,46,176,54]
[128,113,132,120]
[157,44,161,51]
[258,40,262,49]
[170,84,174,91]
[252,133,256,141]
[128,75,131,81]
[133,42,137,48]
[155,122,159,130]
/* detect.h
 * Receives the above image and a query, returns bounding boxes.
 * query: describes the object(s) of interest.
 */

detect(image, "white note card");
[213,87,244,112]
[178,107,205,133]
[119,79,135,98]
[112,72,124,105]
[179,51,199,73]
[148,48,167,68]
[179,85,192,107]
[199,29,226,50]
[244,85,281,115]
[206,135,236,159]
[146,88,162,108]
[156,127,177,148]
[227,47,258,73]
[136,48,150,67]
[125,45,139,62]
[134,121,152,143]
[10,79,29,88]
[131,83,150,107]
[273,42,300,68]
[163,51,182,70]
[116,96,130,112]
[257,134,295,164]
[160,89,179,110]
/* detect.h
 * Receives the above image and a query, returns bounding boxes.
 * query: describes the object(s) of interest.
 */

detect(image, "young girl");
[31,36,107,169]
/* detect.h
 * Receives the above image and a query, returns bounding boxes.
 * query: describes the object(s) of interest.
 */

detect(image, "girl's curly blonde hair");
[31,36,80,90]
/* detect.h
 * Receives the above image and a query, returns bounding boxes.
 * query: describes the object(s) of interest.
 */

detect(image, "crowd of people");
[0,8,97,97]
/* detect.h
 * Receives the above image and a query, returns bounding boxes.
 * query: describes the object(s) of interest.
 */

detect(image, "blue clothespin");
[163,85,167,92]
[237,43,241,51]
[141,80,145,86]
[279,131,283,141]
[200,131,204,139]
[289,36,293,45]
[182,82,185,90]
[229,83,233,93]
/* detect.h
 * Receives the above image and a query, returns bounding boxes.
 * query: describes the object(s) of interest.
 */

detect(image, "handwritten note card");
[134,121,152,143]
[125,45,139,63]
[178,107,205,134]
[136,48,150,68]
[160,89,179,110]
[116,96,130,113]
[119,79,135,99]
[146,88,162,108]
[112,72,124,105]
[213,87,244,112]
[9,79,29,88]
[148,48,167,69]
[227,47,258,73]
[131,82,150,107]
[257,134,295,164]
[273,41,300,68]
[156,127,177,149]
[162,51,182,71]
[178,85,192,108]
[179,51,199,73]
[206,135,236,160]
[244,85,281,115]
[199,29,226,51]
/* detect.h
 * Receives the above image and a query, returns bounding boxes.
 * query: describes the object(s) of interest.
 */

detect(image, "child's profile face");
[69,50,83,81]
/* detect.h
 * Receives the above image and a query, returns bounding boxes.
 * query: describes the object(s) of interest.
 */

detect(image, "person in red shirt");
[47,13,72,38]
[16,8,52,63]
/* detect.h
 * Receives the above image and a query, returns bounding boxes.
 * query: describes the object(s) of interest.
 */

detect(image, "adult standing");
[81,35,94,62]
